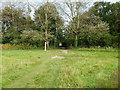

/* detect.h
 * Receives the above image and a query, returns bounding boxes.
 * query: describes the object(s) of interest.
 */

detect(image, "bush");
[1,44,15,50]
[15,44,38,50]
[1,44,42,50]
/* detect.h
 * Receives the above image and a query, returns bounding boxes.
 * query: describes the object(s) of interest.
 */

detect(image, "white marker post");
[45,41,46,51]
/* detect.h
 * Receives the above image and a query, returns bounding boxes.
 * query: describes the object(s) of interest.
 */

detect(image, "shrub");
[1,44,42,50]
[15,44,38,50]
[1,44,15,50]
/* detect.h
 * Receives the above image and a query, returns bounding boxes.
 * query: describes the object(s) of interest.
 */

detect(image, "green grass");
[1,48,118,88]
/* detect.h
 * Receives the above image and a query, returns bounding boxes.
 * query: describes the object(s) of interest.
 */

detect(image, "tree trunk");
[54,39,57,47]
[74,34,78,48]
[46,41,49,49]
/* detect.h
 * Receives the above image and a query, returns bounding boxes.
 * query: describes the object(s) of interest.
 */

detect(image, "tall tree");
[1,2,26,44]
[68,10,110,47]
[89,1,120,46]
[58,0,86,48]
[1,2,35,45]
[34,2,63,50]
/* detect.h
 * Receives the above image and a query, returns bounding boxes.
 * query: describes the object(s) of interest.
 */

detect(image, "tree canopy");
[1,1,119,48]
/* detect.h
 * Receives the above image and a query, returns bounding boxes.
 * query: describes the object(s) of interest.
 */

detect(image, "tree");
[1,2,35,45]
[89,1,120,46]
[1,3,26,44]
[34,2,63,50]
[58,0,86,48]
[69,10,110,47]
[21,30,43,46]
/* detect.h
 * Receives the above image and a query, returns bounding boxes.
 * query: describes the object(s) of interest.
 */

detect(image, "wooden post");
[45,41,46,51]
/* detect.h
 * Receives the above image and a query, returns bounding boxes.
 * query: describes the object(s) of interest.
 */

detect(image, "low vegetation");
[2,49,118,88]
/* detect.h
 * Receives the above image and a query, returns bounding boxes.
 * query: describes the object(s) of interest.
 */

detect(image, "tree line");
[0,1,120,49]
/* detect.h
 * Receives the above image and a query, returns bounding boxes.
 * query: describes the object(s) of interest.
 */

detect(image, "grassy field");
[1,48,118,88]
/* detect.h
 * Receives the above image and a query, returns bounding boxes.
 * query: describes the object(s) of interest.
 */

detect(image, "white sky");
[0,0,120,3]
[0,0,119,9]
[0,0,119,8]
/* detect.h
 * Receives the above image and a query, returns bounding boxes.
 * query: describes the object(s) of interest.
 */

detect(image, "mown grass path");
[2,49,118,88]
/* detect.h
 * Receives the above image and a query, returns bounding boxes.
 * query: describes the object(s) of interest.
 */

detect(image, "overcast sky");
[0,0,119,9]
[0,0,120,3]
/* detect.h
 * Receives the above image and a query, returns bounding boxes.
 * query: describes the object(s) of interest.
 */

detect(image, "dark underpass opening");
[60,42,68,49]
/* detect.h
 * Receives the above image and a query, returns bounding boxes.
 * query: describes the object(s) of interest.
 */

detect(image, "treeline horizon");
[0,1,120,49]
